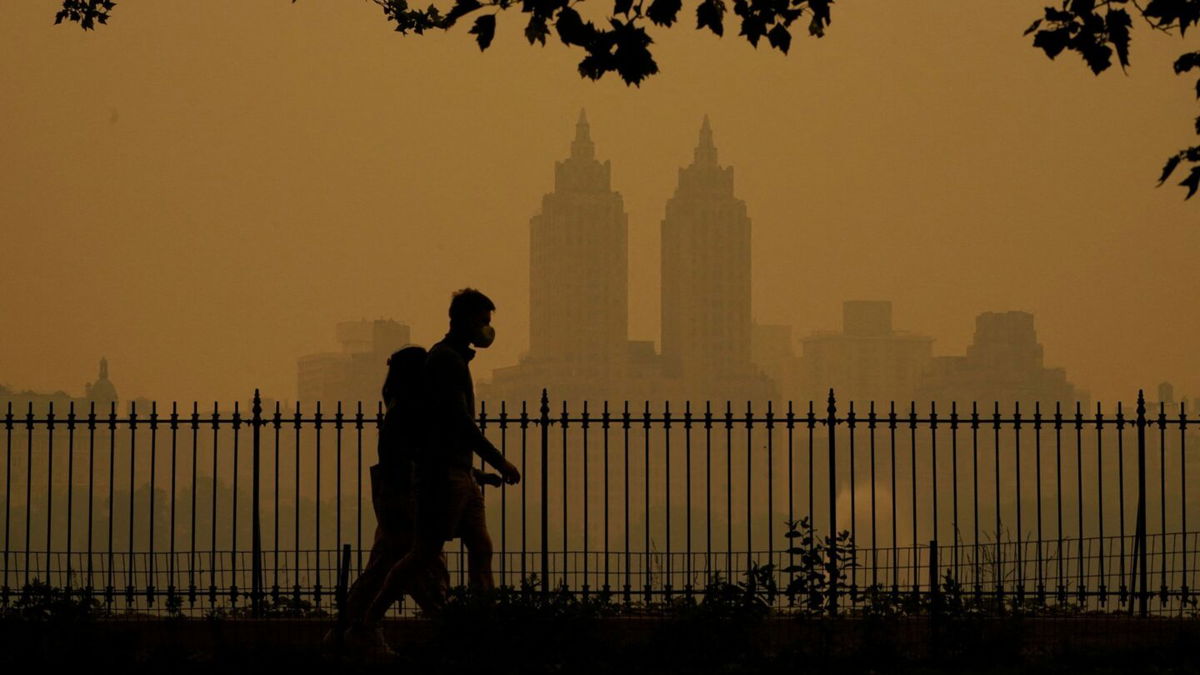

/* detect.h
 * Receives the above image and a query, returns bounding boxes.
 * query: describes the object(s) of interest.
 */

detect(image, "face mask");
[474,324,495,349]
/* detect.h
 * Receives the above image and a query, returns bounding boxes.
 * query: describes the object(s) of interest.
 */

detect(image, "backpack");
[377,345,429,467]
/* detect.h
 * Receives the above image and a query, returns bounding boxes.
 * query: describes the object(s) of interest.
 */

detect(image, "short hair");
[448,288,495,328]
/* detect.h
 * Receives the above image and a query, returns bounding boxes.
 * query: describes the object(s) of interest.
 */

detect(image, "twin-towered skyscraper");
[484,111,775,405]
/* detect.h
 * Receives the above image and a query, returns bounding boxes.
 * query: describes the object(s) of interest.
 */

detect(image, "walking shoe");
[343,621,398,661]
[319,624,343,653]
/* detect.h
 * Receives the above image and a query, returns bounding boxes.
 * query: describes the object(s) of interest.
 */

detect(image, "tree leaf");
[469,14,496,50]
[556,6,591,46]
[1106,8,1131,68]
[646,0,682,27]
[696,0,726,36]
[1158,154,1183,185]
[1023,17,1043,36]
[613,0,635,16]
[767,23,791,54]
[1179,165,1200,199]
[739,14,767,47]
[525,15,550,44]
[1174,51,1200,74]
[1032,28,1069,60]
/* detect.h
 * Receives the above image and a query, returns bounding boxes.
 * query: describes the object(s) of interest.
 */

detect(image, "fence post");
[826,389,838,616]
[1135,389,1148,618]
[251,389,263,618]
[540,389,550,595]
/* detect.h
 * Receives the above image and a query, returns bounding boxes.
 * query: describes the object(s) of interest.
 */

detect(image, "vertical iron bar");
[848,402,857,598]
[1117,403,1127,606]
[910,402,919,593]
[890,402,898,596]
[1014,401,1023,601]
[67,403,76,589]
[950,402,958,582]
[540,389,549,595]
[1035,402,1044,604]
[725,402,733,577]
[602,402,610,594]
[643,401,651,602]
[189,403,199,607]
[1180,402,1189,604]
[664,402,672,596]
[251,390,263,618]
[706,402,713,579]
[992,402,1001,605]
[87,403,97,595]
[582,401,590,595]
[334,401,343,598]
[355,403,363,575]
[971,403,980,599]
[1055,403,1064,602]
[622,400,630,603]
[2,403,10,603]
[46,402,55,587]
[745,400,753,571]
[826,390,837,615]
[169,403,179,607]
[315,402,323,607]
[685,402,692,594]
[1076,402,1085,602]
[1096,403,1106,604]
[126,402,136,606]
[1136,390,1148,617]
[148,402,158,604]
[869,402,878,589]
[562,401,570,590]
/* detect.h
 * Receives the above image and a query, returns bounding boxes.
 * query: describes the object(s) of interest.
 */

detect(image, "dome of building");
[85,357,119,406]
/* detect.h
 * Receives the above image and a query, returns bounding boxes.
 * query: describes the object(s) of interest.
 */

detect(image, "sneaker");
[344,622,397,661]
[319,624,343,653]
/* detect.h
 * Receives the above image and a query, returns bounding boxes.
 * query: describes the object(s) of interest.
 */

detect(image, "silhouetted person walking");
[363,288,520,648]
[323,346,449,655]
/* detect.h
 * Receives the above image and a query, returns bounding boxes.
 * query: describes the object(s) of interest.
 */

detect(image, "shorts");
[414,466,487,544]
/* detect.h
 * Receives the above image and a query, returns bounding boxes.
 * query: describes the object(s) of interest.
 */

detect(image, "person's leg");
[457,476,495,592]
[366,535,445,622]
[325,465,404,649]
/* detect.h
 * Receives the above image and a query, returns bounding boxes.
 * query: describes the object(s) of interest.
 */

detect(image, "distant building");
[480,114,776,407]
[486,110,647,405]
[0,357,119,414]
[297,319,411,406]
[657,117,774,404]
[752,323,797,398]
[796,301,933,406]
[917,311,1080,409]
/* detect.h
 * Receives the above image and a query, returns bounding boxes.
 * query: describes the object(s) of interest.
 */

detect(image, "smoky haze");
[1,1,1198,407]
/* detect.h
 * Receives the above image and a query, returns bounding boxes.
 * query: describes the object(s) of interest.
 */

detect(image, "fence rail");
[1,389,1196,617]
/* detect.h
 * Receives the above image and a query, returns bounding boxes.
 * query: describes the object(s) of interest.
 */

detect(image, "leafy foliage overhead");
[48,0,1200,200]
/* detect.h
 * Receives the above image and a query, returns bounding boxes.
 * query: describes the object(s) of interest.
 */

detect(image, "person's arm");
[427,349,508,472]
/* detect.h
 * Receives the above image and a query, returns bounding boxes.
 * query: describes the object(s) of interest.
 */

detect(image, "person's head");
[448,288,496,349]
[382,345,428,403]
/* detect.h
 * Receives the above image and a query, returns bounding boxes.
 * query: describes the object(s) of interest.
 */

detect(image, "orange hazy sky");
[1,1,1197,405]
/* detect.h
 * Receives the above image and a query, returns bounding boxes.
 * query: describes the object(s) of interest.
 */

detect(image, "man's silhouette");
[362,288,520,645]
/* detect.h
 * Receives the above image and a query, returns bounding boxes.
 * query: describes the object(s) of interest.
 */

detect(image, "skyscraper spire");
[571,108,595,160]
[694,115,717,165]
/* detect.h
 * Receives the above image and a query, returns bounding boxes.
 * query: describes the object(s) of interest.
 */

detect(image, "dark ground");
[1,615,1198,674]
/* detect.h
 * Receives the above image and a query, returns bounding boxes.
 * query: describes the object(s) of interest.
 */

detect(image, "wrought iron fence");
[1,389,1195,617]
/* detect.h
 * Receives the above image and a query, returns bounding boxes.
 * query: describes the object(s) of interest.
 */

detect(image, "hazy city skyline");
[2,2,1198,406]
